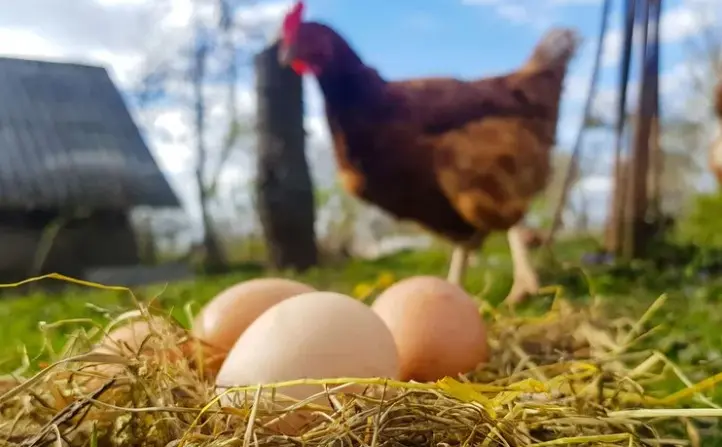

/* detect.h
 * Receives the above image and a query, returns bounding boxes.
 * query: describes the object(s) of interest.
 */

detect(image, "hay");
[0,275,721,446]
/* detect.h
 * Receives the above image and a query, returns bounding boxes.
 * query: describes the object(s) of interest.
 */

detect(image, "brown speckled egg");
[371,275,488,382]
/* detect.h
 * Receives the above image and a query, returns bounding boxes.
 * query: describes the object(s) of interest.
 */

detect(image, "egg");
[215,291,399,434]
[371,275,488,382]
[95,316,178,357]
[192,278,316,352]
[190,278,316,376]
[81,316,185,389]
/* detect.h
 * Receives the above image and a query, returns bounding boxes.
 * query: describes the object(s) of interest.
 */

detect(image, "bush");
[676,191,722,247]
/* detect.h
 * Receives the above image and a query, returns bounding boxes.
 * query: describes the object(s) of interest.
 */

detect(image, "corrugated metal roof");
[0,57,181,210]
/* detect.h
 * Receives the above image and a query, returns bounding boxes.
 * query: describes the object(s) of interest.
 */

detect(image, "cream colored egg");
[371,275,488,382]
[82,317,184,390]
[192,277,316,349]
[95,316,176,356]
[215,291,400,434]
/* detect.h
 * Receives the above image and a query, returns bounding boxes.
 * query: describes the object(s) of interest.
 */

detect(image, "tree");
[134,0,264,271]
[190,23,229,271]
[682,5,722,103]
[678,6,722,187]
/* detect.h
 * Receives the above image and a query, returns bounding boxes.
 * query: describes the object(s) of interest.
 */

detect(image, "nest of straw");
[0,289,720,447]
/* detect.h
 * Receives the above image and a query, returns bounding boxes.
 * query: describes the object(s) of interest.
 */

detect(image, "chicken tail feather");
[524,28,581,73]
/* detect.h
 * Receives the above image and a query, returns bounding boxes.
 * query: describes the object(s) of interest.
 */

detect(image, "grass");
[1,234,722,444]
[0,234,714,372]
[0,235,506,371]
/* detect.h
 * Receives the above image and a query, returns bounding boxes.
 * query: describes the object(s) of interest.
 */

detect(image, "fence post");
[254,42,318,271]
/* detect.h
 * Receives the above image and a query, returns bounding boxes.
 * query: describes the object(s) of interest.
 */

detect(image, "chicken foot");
[445,226,540,305]
[504,225,540,305]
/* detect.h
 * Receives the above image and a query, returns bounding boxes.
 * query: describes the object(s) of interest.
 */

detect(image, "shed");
[0,56,182,283]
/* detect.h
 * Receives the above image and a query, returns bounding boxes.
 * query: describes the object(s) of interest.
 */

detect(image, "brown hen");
[277,1,580,304]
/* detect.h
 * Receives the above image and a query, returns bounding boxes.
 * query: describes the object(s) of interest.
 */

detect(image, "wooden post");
[624,0,654,259]
[711,81,722,185]
[647,0,662,220]
[545,0,611,249]
[254,42,318,271]
[608,0,637,257]
[605,157,628,252]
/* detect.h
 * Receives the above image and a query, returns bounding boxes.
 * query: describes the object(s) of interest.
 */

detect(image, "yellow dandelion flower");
[375,271,396,289]
[352,282,375,300]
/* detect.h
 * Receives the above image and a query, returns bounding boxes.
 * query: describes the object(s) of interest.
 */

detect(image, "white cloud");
[461,0,534,24]
[236,1,293,30]
[0,28,63,59]
[578,175,611,193]
[0,0,334,243]
[660,0,718,42]
[497,4,531,23]
[549,0,600,4]
[565,73,594,103]
[601,29,625,68]
[573,57,713,128]
[0,0,198,89]
[461,0,587,28]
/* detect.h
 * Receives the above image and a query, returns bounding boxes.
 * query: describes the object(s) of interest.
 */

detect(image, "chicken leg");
[445,225,540,305]
[504,225,540,305]
[447,245,470,285]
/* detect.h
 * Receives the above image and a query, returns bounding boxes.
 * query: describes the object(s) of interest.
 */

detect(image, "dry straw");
[0,273,720,446]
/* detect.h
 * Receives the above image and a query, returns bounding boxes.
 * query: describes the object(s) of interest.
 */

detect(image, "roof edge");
[0,55,108,72]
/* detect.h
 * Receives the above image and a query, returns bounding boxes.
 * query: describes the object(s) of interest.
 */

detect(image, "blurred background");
[0,0,719,285]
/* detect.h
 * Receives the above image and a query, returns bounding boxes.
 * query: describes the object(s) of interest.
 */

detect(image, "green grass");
[1,237,722,443]
[0,234,505,370]
[0,235,721,419]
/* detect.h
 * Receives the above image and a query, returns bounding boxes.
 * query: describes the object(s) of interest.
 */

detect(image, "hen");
[277,1,580,304]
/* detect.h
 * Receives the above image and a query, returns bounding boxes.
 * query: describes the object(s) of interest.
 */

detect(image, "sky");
[0,0,719,237]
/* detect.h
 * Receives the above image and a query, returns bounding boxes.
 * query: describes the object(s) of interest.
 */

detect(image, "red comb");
[282,1,304,42]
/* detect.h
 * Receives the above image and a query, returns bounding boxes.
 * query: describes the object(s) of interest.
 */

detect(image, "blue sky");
[309,0,603,80]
